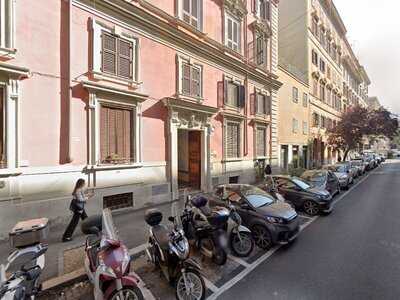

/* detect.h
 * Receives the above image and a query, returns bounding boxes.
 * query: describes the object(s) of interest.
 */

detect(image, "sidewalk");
[0,200,181,282]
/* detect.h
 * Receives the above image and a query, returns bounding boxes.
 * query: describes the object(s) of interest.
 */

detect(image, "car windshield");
[301,171,325,185]
[292,177,312,190]
[242,186,275,208]
[330,165,346,173]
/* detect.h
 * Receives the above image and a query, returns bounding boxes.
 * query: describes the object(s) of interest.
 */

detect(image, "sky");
[334,0,400,114]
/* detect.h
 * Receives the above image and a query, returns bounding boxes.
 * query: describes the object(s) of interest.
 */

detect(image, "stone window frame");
[91,19,140,86]
[302,92,308,107]
[302,121,308,135]
[253,86,270,116]
[223,116,244,162]
[253,0,271,22]
[0,0,16,57]
[292,86,299,103]
[176,54,204,102]
[223,8,243,53]
[292,118,299,134]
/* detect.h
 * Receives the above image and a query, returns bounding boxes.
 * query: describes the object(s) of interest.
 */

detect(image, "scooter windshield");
[102,209,119,242]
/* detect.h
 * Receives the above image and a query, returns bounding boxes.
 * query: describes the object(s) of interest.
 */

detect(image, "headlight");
[266,216,284,224]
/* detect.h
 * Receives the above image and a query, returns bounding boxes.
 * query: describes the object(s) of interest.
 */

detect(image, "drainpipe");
[67,0,73,163]
[243,5,248,157]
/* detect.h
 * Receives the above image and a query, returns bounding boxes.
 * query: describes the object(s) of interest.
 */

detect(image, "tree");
[328,106,398,160]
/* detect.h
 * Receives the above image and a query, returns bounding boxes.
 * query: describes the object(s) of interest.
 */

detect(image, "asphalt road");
[218,160,400,300]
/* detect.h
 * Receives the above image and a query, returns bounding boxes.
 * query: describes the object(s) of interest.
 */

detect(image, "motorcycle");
[181,195,230,265]
[0,243,48,300]
[145,207,205,300]
[81,209,144,300]
[226,203,254,257]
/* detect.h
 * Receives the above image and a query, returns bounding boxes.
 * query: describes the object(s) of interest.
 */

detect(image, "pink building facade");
[0,0,281,236]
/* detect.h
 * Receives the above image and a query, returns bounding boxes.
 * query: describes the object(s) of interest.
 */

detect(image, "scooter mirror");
[168,216,175,223]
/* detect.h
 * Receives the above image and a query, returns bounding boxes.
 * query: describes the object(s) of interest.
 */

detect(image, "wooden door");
[189,131,201,189]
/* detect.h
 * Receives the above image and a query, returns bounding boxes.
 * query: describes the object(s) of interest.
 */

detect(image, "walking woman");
[62,178,93,242]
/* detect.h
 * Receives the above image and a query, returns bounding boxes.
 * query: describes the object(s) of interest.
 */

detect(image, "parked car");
[260,176,333,216]
[211,184,299,250]
[325,164,355,184]
[300,170,340,197]
[323,165,352,189]
[350,159,366,176]
[362,156,375,170]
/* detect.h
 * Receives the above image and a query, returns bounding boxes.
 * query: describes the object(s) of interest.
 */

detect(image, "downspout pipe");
[67,0,73,162]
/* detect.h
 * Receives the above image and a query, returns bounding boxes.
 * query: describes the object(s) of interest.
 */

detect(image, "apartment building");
[0,0,282,236]
[277,64,310,171]
[278,0,370,168]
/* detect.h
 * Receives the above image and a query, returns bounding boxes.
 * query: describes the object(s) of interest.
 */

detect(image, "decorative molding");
[250,20,272,37]
[224,0,247,19]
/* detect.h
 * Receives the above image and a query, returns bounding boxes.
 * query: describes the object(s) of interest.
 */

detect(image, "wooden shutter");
[100,106,110,163]
[257,128,266,157]
[100,106,133,164]
[226,123,239,158]
[223,79,228,104]
[182,63,191,95]
[191,66,201,97]
[102,32,117,75]
[0,88,4,168]
[265,0,271,20]
[266,95,271,114]
[117,39,133,79]
[250,93,256,115]
[238,85,246,108]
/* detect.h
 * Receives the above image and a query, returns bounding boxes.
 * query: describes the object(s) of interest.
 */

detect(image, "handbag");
[69,198,84,213]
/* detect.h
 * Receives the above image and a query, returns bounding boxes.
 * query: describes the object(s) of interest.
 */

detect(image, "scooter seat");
[152,225,170,251]
[199,205,212,217]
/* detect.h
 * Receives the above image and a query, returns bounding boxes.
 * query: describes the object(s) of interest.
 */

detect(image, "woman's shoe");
[62,237,72,242]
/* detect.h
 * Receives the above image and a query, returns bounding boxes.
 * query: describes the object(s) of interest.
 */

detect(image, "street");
[215,160,400,300]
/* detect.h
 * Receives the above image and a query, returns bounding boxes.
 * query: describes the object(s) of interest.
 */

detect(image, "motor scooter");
[0,243,47,300]
[81,209,144,300]
[145,206,206,300]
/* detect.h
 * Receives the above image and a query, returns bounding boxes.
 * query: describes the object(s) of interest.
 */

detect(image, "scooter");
[81,209,144,300]
[181,195,229,265]
[0,243,48,300]
[145,208,206,300]
[226,204,254,257]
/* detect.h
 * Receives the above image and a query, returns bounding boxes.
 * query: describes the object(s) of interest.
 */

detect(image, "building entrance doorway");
[178,129,201,190]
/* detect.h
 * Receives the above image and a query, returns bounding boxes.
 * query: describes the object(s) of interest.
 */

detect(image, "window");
[226,122,240,158]
[256,93,266,114]
[321,116,326,128]
[313,78,318,96]
[303,121,308,135]
[326,88,331,106]
[255,34,266,65]
[101,32,134,79]
[0,0,15,52]
[100,105,134,164]
[320,84,325,102]
[257,0,271,21]
[312,50,318,66]
[327,66,331,79]
[292,87,299,103]
[292,118,299,133]
[320,31,326,48]
[303,93,308,107]
[181,62,202,98]
[226,81,239,107]
[312,17,319,38]
[256,127,267,157]
[225,13,241,52]
[313,113,319,127]
[327,42,331,55]
[181,0,202,29]
[319,59,325,73]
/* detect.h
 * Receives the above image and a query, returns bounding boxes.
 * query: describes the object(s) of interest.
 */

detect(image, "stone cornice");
[75,0,281,90]
[81,80,149,101]
[0,62,30,79]
[250,20,273,37]
[163,97,219,116]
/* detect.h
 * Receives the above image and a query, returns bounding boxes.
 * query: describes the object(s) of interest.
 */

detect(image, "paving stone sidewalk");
[0,200,180,282]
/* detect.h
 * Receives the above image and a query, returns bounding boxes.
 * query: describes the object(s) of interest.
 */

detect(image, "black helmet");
[190,195,208,208]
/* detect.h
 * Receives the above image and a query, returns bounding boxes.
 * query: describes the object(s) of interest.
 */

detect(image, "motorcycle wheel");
[230,232,254,257]
[109,286,144,300]
[212,248,227,265]
[176,269,205,300]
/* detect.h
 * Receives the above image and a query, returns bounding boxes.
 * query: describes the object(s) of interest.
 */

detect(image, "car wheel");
[252,225,273,250]
[303,200,320,216]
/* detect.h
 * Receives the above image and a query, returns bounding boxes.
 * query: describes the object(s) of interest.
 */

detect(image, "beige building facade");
[277,66,310,170]
[278,0,371,168]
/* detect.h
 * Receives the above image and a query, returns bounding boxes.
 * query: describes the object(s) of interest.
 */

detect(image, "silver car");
[323,165,351,189]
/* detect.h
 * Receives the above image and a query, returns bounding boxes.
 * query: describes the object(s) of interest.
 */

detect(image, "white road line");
[227,254,251,268]
[206,167,379,299]
[203,277,219,293]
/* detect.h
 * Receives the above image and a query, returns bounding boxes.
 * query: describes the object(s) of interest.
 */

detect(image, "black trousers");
[63,210,88,239]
